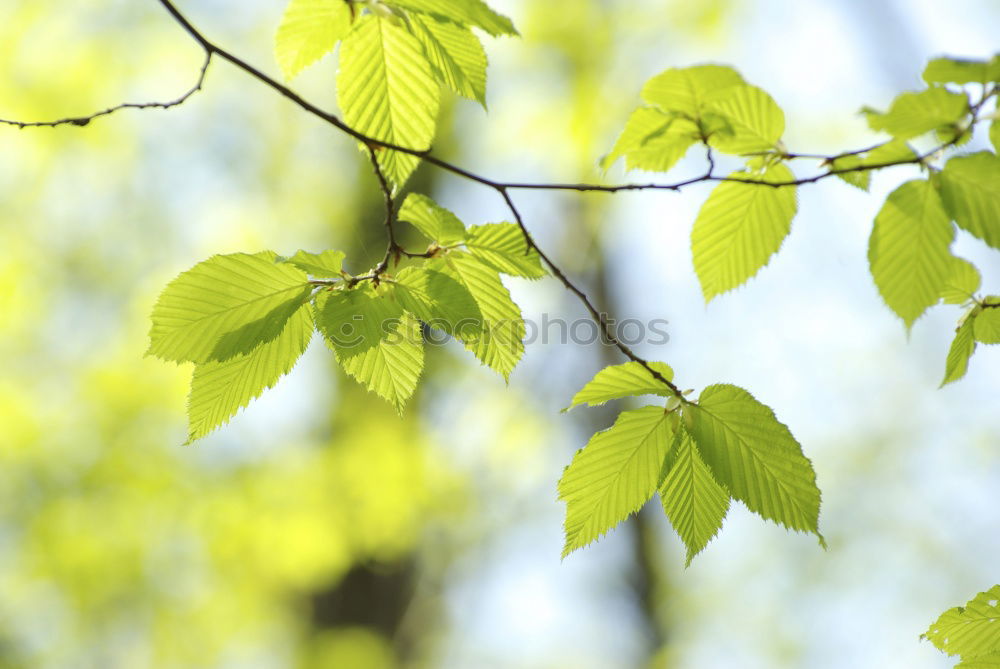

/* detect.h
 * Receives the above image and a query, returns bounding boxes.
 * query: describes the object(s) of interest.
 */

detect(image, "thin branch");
[367,147,400,278]
[0,53,212,129]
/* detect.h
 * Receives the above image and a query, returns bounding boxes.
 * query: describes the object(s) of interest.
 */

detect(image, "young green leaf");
[942,317,977,387]
[659,427,731,566]
[187,304,313,443]
[316,285,424,412]
[391,265,482,338]
[923,56,1000,85]
[940,257,981,305]
[388,0,519,37]
[687,384,822,539]
[275,0,352,80]
[973,305,1000,344]
[280,249,346,278]
[868,179,956,328]
[337,14,440,186]
[411,14,488,106]
[148,252,312,364]
[641,65,745,119]
[938,152,1000,250]
[558,406,673,557]
[463,223,546,279]
[600,107,697,173]
[440,253,524,379]
[865,87,969,139]
[692,163,798,302]
[923,585,1000,660]
[704,84,785,155]
[830,154,871,192]
[565,361,675,411]
[397,193,466,245]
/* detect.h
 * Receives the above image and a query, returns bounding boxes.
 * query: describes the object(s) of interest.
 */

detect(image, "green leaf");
[923,585,1000,660]
[439,253,524,379]
[187,304,313,443]
[865,87,969,139]
[411,15,487,106]
[463,222,546,279]
[275,0,352,80]
[687,384,822,539]
[923,56,1000,85]
[941,257,981,304]
[863,138,918,166]
[990,121,1000,154]
[397,193,466,245]
[942,316,976,387]
[830,154,870,192]
[704,84,786,155]
[316,285,424,412]
[939,152,1000,250]
[565,361,675,411]
[388,0,518,37]
[337,14,440,187]
[280,249,346,278]
[957,655,1000,669]
[868,180,956,328]
[641,65,745,119]
[600,107,698,173]
[659,427,731,566]
[148,252,312,364]
[691,163,798,302]
[974,305,1000,344]
[558,406,673,556]
[391,265,482,338]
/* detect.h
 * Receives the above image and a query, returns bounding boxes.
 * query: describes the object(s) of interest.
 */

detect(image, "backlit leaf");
[942,316,976,387]
[558,406,673,556]
[391,265,482,338]
[388,0,518,37]
[187,304,313,443]
[316,285,424,412]
[868,180,956,328]
[398,193,466,245]
[600,107,697,173]
[463,222,546,279]
[938,152,1000,250]
[659,427,731,565]
[865,87,969,139]
[411,14,488,105]
[148,252,312,364]
[923,56,1000,85]
[566,361,675,410]
[924,585,1000,660]
[687,384,822,538]
[692,163,798,302]
[641,65,745,119]
[275,0,351,80]
[337,14,439,186]
[705,84,785,155]
[974,304,1000,344]
[281,249,346,278]
[940,257,981,305]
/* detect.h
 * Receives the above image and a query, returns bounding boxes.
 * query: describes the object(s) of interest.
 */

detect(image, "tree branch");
[0,53,211,129]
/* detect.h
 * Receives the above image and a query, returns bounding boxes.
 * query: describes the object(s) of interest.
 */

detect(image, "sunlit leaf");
[705,84,785,155]
[187,304,313,443]
[868,180,955,328]
[974,303,1000,344]
[411,14,487,105]
[565,361,675,411]
[688,384,822,539]
[865,87,968,139]
[392,265,482,338]
[281,249,346,278]
[830,154,870,192]
[641,64,745,119]
[398,193,466,245]
[940,257,981,305]
[600,107,697,173]
[923,56,1000,85]
[923,585,1000,660]
[659,427,731,565]
[692,163,798,302]
[942,316,976,387]
[463,222,546,279]
[316,285,424,412]
[938,152,1000,250]
[831,140,917,192]
[389,0,518,36]
[559,406,673,556]
[275,0,352,80]
[148,252,312,364]
[439,253,524,379]
[337,14,440,186]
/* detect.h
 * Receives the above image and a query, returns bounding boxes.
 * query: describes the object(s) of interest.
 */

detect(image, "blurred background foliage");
[1,1,999,668]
